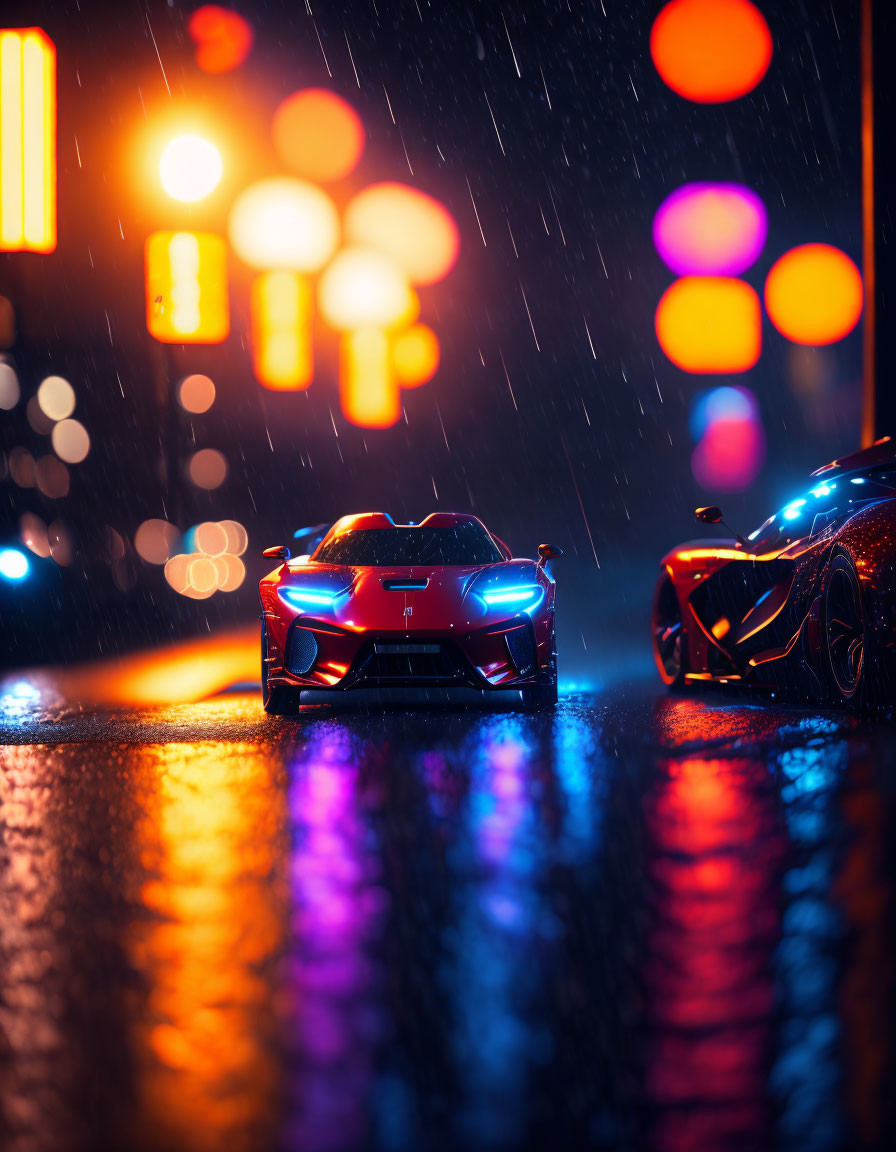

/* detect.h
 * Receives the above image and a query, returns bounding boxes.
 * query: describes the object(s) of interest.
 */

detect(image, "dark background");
[0,0,863,677]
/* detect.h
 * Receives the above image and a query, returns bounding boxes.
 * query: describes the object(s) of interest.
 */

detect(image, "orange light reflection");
[129,743,287,1151]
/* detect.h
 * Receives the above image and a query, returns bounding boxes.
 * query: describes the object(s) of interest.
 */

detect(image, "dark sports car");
[651,438,896,706]
[260,512,562,712]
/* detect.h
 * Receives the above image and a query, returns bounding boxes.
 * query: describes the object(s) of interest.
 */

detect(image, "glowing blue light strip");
[482,585,540,606]
[279,586,337,608]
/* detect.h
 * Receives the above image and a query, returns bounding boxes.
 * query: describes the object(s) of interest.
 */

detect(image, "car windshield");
[748,468,896,550]
[313,522,503,566]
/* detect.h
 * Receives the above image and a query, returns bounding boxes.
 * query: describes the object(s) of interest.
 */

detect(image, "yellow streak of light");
[0,28,55,252]
[1,32,24,247]
[145,231,229,344]
[251,271,312,390]
[39,625,260,707]
[340,327,400,428]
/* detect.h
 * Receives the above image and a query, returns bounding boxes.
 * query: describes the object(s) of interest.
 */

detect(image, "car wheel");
[652,578,687,689]
[261,619,300,716]
[822,550,867,705]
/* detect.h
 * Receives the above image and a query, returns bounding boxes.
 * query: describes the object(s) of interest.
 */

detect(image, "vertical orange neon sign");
[0,28,56,253]
[145,231,229,344]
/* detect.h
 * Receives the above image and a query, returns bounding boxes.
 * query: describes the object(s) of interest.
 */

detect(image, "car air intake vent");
[382,579,429,591]
[286,627,318,675]
[505,626,536,675]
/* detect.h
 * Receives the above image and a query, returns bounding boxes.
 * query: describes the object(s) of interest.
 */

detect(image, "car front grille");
[351,639,468,684]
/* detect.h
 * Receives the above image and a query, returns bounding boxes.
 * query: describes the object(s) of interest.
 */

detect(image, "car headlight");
[278,586,339,609]
[480,584,544,612]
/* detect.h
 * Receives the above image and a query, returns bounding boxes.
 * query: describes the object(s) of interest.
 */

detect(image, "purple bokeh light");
[653,182,767,276]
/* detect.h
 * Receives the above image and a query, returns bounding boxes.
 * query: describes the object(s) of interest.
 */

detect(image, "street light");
[159,134,222,203]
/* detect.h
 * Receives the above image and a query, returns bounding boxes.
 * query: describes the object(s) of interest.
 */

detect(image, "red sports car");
[651,438,896,706]
[259,512,562,712]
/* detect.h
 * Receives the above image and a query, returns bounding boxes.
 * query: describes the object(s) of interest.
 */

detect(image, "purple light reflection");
[284,728,388,1152]
[653,183,767,276]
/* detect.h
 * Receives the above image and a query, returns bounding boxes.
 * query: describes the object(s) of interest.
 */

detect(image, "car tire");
[652,578,687,690]
[822,549,867,706]
[261,620,300,716]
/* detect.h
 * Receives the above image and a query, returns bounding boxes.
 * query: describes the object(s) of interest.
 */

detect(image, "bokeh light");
[145,231,229,344]
[0,548,29,581]
[340,327,399,428]
[692,415,765,492]
[319,247,416,330]
[159,135,222,203]
[650,0,773,103]
[47,520,72,566]
[344,182,460,285]
[655,277,761,373]
[195,521,228,556]
[51,418,90,463]
[188,5,253,74]
[178,373,216,414]
[163,519,247,598]
[34,455,69,498]
[220,520,248,556]
[0,362,20,409]
[36,374,75,420]
[188,448,227,489]
[135,519,179,565]
[764,243,863,346]
[217,554,245,592]
[0,29,56,253]
[0,296,15,347]
[392,323,440,387]
[272,89,365,182]
[653,183,767,276]
[251,271,313,390]
[8,447,36,487]
[20,513,50,558]
[689,385,754,441]
[26,396,55,434]
[228,178,339,271]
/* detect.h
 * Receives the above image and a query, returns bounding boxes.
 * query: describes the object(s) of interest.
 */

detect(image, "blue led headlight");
[479,584,545,615]
[278,586,339,609]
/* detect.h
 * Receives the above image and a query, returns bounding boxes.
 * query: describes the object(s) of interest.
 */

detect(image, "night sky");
[0,0,862,673]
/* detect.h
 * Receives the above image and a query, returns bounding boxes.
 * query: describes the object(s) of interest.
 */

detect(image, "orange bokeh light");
[0,28,56,253]
[251,271,313,390]
[392,323,440,387]
[655,277,761,373]
[344,182,460,285]
[340,328,400,429]
[272,88,364,182]
[650,0,772,104]
[187,6,253,74]
[764,243,863,346]
[318,247,416,331]
[145,231,229,344]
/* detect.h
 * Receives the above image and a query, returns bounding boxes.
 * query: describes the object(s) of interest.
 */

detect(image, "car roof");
[811,436,896,478]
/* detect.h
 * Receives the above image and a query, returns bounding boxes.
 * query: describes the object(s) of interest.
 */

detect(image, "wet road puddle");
[1,689,895,1150]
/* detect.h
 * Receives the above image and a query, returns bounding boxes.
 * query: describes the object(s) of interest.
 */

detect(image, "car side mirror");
[537,543,563,566]
[262,545,291,560]
[695,506,724,525]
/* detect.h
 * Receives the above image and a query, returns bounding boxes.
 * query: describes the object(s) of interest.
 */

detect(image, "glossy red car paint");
[651,438,896,705]
[260,512,559,707]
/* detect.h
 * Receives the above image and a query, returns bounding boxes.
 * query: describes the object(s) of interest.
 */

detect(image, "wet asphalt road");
[2,682,896,1152]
